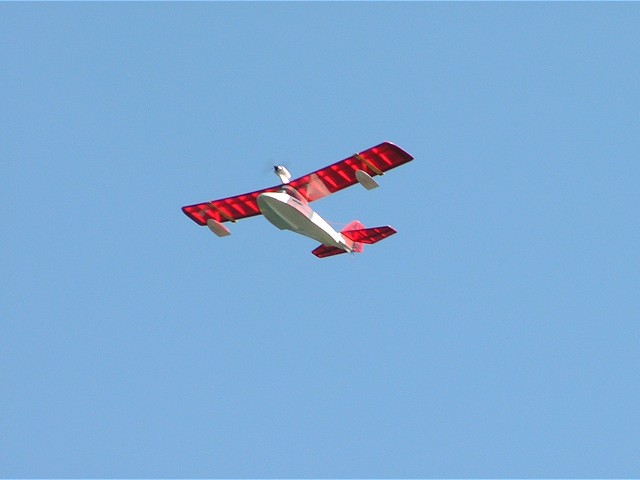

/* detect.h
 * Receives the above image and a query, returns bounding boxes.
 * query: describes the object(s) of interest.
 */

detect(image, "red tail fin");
[341,221,365,253]
[341,225,397,244]
[311,222,396,258]
[312,245,347,258]
[342,220,365,232]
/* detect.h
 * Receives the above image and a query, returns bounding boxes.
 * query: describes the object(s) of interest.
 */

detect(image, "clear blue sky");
[2,2,639,477]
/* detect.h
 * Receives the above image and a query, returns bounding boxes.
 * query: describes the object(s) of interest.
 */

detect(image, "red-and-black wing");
[182,186,280,226]
[289,141,413,202]
[182,141,413,226]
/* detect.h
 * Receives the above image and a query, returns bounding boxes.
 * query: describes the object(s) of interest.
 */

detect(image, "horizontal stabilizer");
[341,226,397,244]
[312,245,348,258]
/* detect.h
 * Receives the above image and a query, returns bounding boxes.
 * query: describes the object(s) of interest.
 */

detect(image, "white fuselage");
[257,190,354,252]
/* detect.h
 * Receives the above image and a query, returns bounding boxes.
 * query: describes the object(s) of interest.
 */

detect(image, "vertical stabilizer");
[341,220,365,254]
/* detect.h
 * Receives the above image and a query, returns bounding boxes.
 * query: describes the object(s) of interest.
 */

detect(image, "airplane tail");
[341,220,366,255]
[311,221,397,258]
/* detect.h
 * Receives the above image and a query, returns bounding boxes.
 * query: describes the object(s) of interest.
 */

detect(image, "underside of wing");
[182,186,279,226]
[289,141,413,202]
[181,141,413,227]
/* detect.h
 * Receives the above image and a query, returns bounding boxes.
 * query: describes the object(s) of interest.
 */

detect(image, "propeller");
[264,157,295,183]
[273,165,292,184]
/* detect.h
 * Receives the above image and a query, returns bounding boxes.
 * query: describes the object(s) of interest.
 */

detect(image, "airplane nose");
[257,191,282,209]
[257,192,293,230]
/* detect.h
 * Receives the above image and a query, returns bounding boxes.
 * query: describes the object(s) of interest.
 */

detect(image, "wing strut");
[355,153,384,176]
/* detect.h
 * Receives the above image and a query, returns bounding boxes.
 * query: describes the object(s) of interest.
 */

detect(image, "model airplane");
[182,141,414,258]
